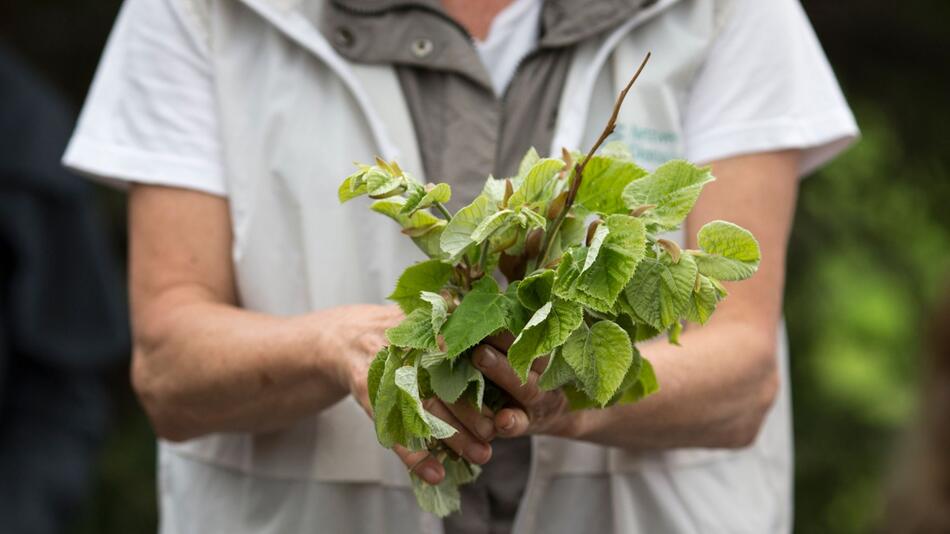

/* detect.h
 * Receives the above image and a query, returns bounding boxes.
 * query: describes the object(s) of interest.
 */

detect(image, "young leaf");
[539,346,576,391]
[622,253,698,330]
[574,156,647,215]
[471,209,517,243]
[516,147,541,179]
[427,357,485,407]
[517,269,555,310]
[367,348,388,407]
[617,357,659,404]
[338,167,369,202]
[507,299,584,382]
[441,277,510,359]
[686,274,721,324]
[401,183,452,215]
[691,220,761,281]
[440,194,497,259]
[508,158,565,209]
[395,366,457,441]
[365,168,405,199]
[388,260,454,314]
[561,320,633,406]
[622,160,715,230]
[386,307,437,350]
[373,348,407,447]
[558,215,646,312]
[503,281,532,336]
[419,291,449,333]
[410,457,480,518]
[371,198,446,258]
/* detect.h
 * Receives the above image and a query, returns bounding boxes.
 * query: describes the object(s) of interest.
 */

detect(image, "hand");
[471,334,577,439]
[328,304,493,486]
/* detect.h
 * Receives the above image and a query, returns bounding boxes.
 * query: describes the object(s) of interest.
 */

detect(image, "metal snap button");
[335,27,354,48]
[411,38,434,58]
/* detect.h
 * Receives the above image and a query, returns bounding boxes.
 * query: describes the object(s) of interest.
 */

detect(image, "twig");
[536,52,651,266]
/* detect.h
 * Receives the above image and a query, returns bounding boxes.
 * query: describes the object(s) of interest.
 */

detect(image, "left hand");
[470,334,578,439]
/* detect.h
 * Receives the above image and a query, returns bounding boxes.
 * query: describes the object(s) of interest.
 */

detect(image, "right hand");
[326,304,494,485]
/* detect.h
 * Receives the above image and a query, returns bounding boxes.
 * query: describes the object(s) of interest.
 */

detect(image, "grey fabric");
[319,1,652,532]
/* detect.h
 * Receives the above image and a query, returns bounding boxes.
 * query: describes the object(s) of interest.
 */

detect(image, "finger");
[445,400,496,441]
[486,332,515,352]
[472,345,543,407]
[424,399,493,465]
[494,407,531,438]
[394,445,444,485]
[530,355,550,375]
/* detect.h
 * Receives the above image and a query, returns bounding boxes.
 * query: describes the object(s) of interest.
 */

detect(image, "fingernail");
[475,347,497,368]
[476,417,495,440]
[500,414,515,432]
[465,442,491,464]
[421,465,442,484]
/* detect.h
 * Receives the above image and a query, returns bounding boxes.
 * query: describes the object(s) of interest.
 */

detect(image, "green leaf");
[686,274,720,324]
[503,282,531,336]
[471,209,517,243]
[553,248,612,312]
[539,346,576,391]
[440,194,497,259]
[441,277,510,359]
[338,167,369,202]
[419,291,449,333]
[561,320,633,406]
[517,269,555,310]
[623,253,698,330]
[427,357,485,407]
[575,156,647,215]
[367,347,388,407]
[622,160,715,230]
[386,308,437,350]
[365,168,405,198]
[617,357,659,404]
[507,299,584,382]
[692,220,761,281]
[516,148,541,179]
[508,158,565,208]
[562,383,600,410]
[401,183,452,215]
[410,457,480,518]
[388,260,454,314]
[373,348,407,447]
[481,175,508,205]
[606,344,643,405]
[557,215,646,312]
[371,198,447,257]
[395,366,457,442]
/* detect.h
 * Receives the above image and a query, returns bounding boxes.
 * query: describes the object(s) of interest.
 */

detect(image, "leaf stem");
[433,201,453,221]
[536,52,651,265]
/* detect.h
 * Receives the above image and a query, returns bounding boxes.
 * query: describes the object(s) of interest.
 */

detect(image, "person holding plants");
[64,0,857,532]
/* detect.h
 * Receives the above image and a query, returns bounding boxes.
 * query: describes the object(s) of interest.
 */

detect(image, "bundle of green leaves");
[336,57,761,517]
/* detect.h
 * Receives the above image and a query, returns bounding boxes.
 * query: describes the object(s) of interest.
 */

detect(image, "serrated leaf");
[367,347,388,407]
[686,274,720,324]
[520,207,547,229]
[440,194,497,259]
[419,291,449,333]
[373,348,407,447]
[508,158,565,208]
[508,299,584,382]
[575,156,647,215]
[441,277,510,359]
[517,270,555,310]
[482,175,508,205]
[553,248,613,312]
[623,253,698,330]
[539,346,576,391]
[427,357,484,407]
[503,281,531,336]
[365,168,405,198]
[692,220,761,281]
[386,308,437,350]
[606,344,643,405]
[599,140,633,160]
[557,215,646,312]
[561,321,633,406]
[410,457,480,518]
[388,260,454,314]
[395,366,457,442]
[562,383,600,410]
[471,209,517,243]
[622,160,715,230]
[371,198,447,257]
[401,183,452,215]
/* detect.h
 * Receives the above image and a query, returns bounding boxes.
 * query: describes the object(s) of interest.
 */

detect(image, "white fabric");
[472,0,543,96]
[62,0,858,533]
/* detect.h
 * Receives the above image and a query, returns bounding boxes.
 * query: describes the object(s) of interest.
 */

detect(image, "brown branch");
[536,52,651,266]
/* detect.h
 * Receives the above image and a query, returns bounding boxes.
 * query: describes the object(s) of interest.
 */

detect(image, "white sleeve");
[63,0,226,196]
[683,0,859,175]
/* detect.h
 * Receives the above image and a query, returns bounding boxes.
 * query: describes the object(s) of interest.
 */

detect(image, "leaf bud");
[585,219,603,246]
[524,228,544,259]
[547,191,568,220]
[657,238,682,263]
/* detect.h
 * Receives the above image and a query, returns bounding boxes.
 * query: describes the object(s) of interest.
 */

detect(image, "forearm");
[132,285,347,441]
[565,318,779,450]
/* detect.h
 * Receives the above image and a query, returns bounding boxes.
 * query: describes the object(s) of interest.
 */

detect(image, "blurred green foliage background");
[2,1,948,533]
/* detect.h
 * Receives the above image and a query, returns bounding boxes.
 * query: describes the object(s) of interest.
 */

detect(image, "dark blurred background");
[1,1,948,533]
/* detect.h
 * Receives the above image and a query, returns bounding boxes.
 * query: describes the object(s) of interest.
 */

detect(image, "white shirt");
[64,0,858,194]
